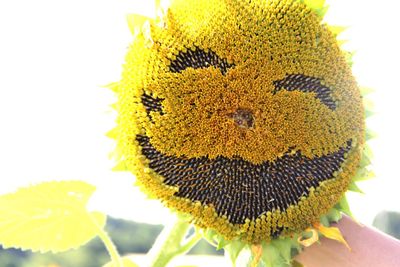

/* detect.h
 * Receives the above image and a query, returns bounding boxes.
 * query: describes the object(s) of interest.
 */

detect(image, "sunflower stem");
[147,216,201,267]
[91,215,123,267]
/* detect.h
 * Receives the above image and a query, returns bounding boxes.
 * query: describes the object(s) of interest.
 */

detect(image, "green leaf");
[0,181,106,253]
[103,257,139,267]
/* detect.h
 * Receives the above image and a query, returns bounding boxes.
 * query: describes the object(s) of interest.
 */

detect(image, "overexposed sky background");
[0,0,399,226]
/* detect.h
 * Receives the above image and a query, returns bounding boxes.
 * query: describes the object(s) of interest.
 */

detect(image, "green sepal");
[224,240,247,266]
[289,235,302,255]
[110,103,118,111]
[348,181,364,194]
[202,229,218,247]
[352,167,368,181]
[361,86,375,96]
[203,228,230,250]
[255,237,301,267]
[335,196,352,217]
[112,161,128,171]
[126,14,152,36]
[338,39,349,46]
[319,215,329,226]
[365,130,377,141]
[106,127,118,139]
[272,239,292,264]
[216,237,229,250]
[315,5,329,17]
[363,99,374,118]
[359,152,371,168]
[365,109,374,118]
[103,82,120,93]
[328,25,347,36]
[155,0,161,9]
[303,0,325,11]
[353,168,374,182]
[292,260,305,267]
[363,144,374,159]
[301,0,328,18]
[343,51,354,67]
[261,244,289,267]
[324,207,342,223]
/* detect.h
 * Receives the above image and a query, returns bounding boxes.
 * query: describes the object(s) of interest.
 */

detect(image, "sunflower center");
[228,108,254,129]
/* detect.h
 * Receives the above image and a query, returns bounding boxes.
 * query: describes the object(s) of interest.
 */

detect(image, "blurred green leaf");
[0,181,106,253]
[103,257,139,267]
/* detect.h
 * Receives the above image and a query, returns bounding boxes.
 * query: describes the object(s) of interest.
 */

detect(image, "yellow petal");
[251,244,263,267]
[297,228,319,247]
[314,223,351,251]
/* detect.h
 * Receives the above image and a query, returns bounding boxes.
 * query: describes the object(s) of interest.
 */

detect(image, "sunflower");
[109,0,372,265]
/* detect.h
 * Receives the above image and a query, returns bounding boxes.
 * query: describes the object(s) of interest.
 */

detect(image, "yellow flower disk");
[115,0,365,244]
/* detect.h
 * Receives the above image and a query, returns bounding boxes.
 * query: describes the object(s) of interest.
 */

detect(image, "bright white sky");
[0,0,399,226]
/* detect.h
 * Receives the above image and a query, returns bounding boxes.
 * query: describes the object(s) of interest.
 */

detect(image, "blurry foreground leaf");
[0,181,106,253]
[103,257,139,267]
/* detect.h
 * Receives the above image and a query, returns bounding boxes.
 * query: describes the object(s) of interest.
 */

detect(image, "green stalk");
[98,228,124,267]
[147,216,202,267]
[90,215,123,267]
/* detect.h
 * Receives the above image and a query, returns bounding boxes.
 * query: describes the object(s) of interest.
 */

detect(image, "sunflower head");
[111,0,367,248]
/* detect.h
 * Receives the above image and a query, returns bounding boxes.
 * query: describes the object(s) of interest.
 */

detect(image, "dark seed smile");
[137,135,351,225]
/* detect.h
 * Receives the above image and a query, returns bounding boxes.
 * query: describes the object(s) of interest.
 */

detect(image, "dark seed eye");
[169,46,235,75]
[273,74,337,110]
[141,93,165,120]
